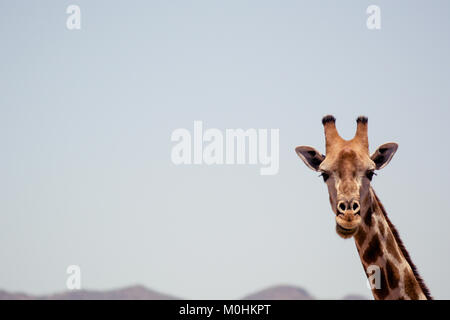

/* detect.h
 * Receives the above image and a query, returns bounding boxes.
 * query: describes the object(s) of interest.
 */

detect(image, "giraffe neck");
[353,188,431,300]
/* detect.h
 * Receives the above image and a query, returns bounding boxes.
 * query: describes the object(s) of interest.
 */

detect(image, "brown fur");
[354,227,367,245]
[404,271,420,300]
[372,191,432,300]
[385,259,400,289]
[296,115,432,300]
[386,231,402,262]
[373,268,390,300]
[364,206,373,227]
[378,220,386,238]
[363,234,382,264]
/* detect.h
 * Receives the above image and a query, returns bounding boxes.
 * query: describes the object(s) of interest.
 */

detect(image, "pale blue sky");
[1,1,449,299]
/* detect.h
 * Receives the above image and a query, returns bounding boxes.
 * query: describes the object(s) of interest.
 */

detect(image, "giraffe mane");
[371,189,433,300]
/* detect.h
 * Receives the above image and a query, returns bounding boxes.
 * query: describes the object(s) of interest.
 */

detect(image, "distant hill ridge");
[0,284,368,300]
[242,285,314,300]
[0,285,178,300]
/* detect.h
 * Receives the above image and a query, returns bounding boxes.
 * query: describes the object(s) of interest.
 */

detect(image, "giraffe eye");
[320,172,330,182]
[366,170,376,181]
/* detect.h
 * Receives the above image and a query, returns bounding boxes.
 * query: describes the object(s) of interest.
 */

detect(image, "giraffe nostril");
[338,202,346,212]
[351,200,361,215]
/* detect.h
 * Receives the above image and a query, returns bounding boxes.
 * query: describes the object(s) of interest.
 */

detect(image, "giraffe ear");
[371,143,398,170]
[295,146,325,171]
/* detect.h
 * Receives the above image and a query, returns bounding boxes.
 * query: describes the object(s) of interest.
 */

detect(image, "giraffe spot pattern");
[404,270,420,300]
[385,259,400,289]
[354,227,367,245]
[364,207,373,227]
[378,221,386,238]
[386,231,402,262]
[373,268,389,300]
[363,234,382,264]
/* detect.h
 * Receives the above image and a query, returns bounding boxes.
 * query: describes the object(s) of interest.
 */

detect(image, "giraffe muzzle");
[337,200,360,215]
[335,200,361,237]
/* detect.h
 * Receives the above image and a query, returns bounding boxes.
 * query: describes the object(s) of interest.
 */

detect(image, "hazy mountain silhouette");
[242,285,314,300]
[341,294,369,300]
[0,290,33,300]
[0,284,367,300]
[0,285,179,300]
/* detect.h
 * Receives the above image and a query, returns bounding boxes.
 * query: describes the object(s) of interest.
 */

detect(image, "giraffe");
[295,115,432,300]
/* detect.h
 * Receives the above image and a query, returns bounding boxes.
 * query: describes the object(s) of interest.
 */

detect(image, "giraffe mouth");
[335,212,361,239]
[335,224,358,238]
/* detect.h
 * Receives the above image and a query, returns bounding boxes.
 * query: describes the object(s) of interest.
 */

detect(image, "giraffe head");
[295,115,398,239]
